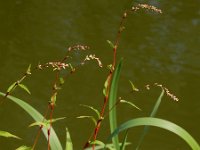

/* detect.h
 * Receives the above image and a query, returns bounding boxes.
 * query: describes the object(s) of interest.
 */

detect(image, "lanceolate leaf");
[107,117,200,150]
[0,92,63,150]
[120,99,141,111]
[7,82,17,93]
[65,128,73,150]
[18,84,31,95]
[109,58,123,150]
[0,130,21,139]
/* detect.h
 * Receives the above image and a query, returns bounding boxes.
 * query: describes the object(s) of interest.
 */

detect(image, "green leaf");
[109,58,123,150]
[29,117,66,128]
[65,128,73,150]
[0,92,63,150]
[29,121,47,128]
[80,104,100,119]
[16,145,32,150]
[120,99,141,111]
[0,130,21,139]
[90,140,105,146]
[7,82,17,93]
[129,80,139,92]
[18,84,31,95]
[76,116,97,126]
[136,89,164,149]
[107,117,200,150]
[120,130,129,150]
[103,76,109,97]
[26,64,31,75]
[107,40,115,49]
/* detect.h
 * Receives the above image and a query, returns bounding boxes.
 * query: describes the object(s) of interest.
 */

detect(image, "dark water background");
[0,0,200,149]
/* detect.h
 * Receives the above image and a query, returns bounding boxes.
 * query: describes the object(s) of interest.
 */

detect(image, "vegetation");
[0,3,199,150]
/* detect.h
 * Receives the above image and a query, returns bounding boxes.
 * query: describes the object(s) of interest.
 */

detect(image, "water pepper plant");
[0,3,199,150]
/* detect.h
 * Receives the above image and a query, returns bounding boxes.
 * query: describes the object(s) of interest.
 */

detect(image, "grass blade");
[136,89,164,149]
[120,129,129,150]
[109,58,123,150]
[65,128,73,150]
[107,117,200,150]
[0,92,63,150]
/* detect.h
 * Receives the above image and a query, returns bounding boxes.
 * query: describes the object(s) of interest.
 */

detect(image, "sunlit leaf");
[80,104,100,119]
[103,76,110,97]
[7,82,17,93]
[76,116,97,126]
[29,121,47,128]
[107,40,115,49]
[107,117,200,150]
[65,128,73,150]
[129,80,139,92]
[16,145,32,150]
[18,84,31,95]
[0,130,21,139]
[120,99,141,111]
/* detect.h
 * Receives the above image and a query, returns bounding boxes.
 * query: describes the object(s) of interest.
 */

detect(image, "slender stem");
[84,10,129,150]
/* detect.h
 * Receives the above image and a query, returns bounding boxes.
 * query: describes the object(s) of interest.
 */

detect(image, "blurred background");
[0,0,200,149]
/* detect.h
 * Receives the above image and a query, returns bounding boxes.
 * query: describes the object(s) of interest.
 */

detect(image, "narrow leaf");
[0,92,63,150]
[18,84,31,95]
[0,130,21,139]
[136,89,164,149]
[120,130,129,150]
[107,40,115,49]
[109,58,123,150]
[120,99,141,111]
[107,117,200,150]
[80,104,100,119]
[65,128,73,150]
[7,82,17,93]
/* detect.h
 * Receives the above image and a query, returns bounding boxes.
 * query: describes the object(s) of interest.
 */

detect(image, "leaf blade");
[108,58,123,150]
[107,117,200,150]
